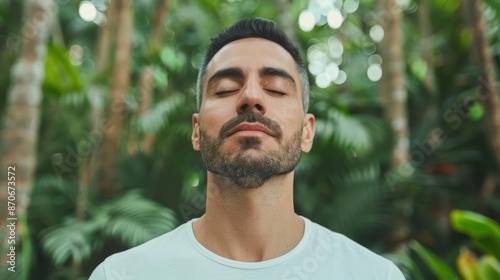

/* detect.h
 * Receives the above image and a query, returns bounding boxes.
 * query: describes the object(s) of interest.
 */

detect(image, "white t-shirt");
[89,216,405,279]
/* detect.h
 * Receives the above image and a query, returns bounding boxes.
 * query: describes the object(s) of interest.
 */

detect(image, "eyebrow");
[206,66,297,92]
[206,67,244,91]
[259,67,296,88]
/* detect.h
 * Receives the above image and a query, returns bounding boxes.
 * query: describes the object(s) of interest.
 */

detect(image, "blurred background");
[0,0,499,279]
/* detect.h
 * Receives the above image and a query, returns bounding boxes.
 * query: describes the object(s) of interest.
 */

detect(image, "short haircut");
[196,17,309,113]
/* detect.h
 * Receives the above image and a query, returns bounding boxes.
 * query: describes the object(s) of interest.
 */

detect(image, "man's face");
[192,38,315,189]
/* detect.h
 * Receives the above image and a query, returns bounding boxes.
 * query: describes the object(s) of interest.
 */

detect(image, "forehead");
[205,38,299,82]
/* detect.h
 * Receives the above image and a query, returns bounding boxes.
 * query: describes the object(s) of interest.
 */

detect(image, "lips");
[218,112,283,142]
[225,123,275,138]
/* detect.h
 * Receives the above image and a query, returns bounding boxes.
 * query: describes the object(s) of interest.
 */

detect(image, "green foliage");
[411,211,500,280]
[41,219,92,266]
[95,191,178,247]
[477,256,500,280]
[410,241,458,280]
[457,250,500,280]
[468,102,484,121]
[296,102,395,241]
[451,210,500,260]
[39,190,177,268]
[43,44,84,97]
[385,251,425,280]
[135,93,186,134]
[1,0,499,278]
[159,47,186,73]
[315,107,387,156]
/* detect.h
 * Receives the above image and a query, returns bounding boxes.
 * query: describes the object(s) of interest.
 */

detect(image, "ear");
[192,113,200,151]
[301,114,315,153]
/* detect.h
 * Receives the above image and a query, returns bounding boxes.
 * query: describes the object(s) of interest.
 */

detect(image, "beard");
[199,112,303,189]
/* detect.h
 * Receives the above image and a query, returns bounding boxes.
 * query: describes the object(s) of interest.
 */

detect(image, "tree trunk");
[417,0,437,97]
[76,0,119,219]
[83,0,118,188]
[95,0,118,74]
[378,0,409,169]
[150,0,169,50]
[0,0,53,262]
[128,66,154,154]
[378,0,411,252]
[97,0,133,196]
[128,0,169,155]
[416,0,439,126]
[464,0,500,175]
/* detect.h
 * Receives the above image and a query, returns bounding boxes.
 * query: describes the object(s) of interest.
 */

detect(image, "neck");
[192,172,304,262]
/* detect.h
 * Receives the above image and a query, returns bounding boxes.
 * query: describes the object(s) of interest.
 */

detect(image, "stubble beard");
[199,128,303,189]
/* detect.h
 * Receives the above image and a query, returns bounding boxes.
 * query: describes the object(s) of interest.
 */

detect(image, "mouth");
[225,123,276,138]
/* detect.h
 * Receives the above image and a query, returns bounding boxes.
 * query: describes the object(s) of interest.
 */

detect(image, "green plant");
[411,210,500,280]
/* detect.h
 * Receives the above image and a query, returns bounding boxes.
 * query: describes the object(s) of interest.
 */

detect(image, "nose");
[236,80,266,115]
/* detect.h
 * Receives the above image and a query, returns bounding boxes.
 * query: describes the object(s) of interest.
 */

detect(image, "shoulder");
[308,220,386,261]
[304,219,406,279]
[110,221,188,260]
[89,221,192,279]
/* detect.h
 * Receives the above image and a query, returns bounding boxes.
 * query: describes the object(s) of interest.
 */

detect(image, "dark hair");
[196,17,309,112]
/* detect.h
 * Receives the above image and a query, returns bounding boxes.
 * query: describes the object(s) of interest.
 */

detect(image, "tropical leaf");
[451,210,500,259]
[410,241,459,280]
[136,93,186,134]
[314,107,387,157]
[98,191,178,246]
[29,176,78,227]
[385,251,424,280]
[327,182,393,237]
[457,249,480,280]
[477,256,500,280]
[41,219,92,266]
[43,43,83,96]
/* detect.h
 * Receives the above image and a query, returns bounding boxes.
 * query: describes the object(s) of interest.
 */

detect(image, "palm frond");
[327,182,393,237]
[315,107,387,156]
[135,93,185,134]
[29,176,77,226]
[331,162,380,186]
[97,191,178,246]
[41,219,91,266]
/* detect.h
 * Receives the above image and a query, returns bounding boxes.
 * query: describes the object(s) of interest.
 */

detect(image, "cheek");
[271,100,303,122]
[198,108,229,133]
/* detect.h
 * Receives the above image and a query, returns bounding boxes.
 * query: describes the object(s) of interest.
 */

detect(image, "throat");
[193,177,304,261]
[193,213,305,262]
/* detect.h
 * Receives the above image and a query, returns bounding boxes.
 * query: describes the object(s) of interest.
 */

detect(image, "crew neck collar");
[186,216,311,269]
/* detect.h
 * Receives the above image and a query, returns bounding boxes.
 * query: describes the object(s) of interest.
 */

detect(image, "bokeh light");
[315,72,331,88]
[79,1,97,22]
[328,36,343,58]
[333,70,347,84]
[343,0,360,14]
[299,11,316,32]
[368,54,383,65]
[369,25,384,42]
[367,64,382,82]
[327,9,343,29]
[326,62,340,81]
[69,45,84,66]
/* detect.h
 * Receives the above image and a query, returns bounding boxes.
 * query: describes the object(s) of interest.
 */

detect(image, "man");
[90,17,405,279]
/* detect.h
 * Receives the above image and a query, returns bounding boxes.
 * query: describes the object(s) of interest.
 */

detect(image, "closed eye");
[215,89,239,96]
[265,89,287,96]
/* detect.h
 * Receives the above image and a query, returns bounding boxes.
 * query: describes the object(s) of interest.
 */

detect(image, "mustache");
[218,112,283,141]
